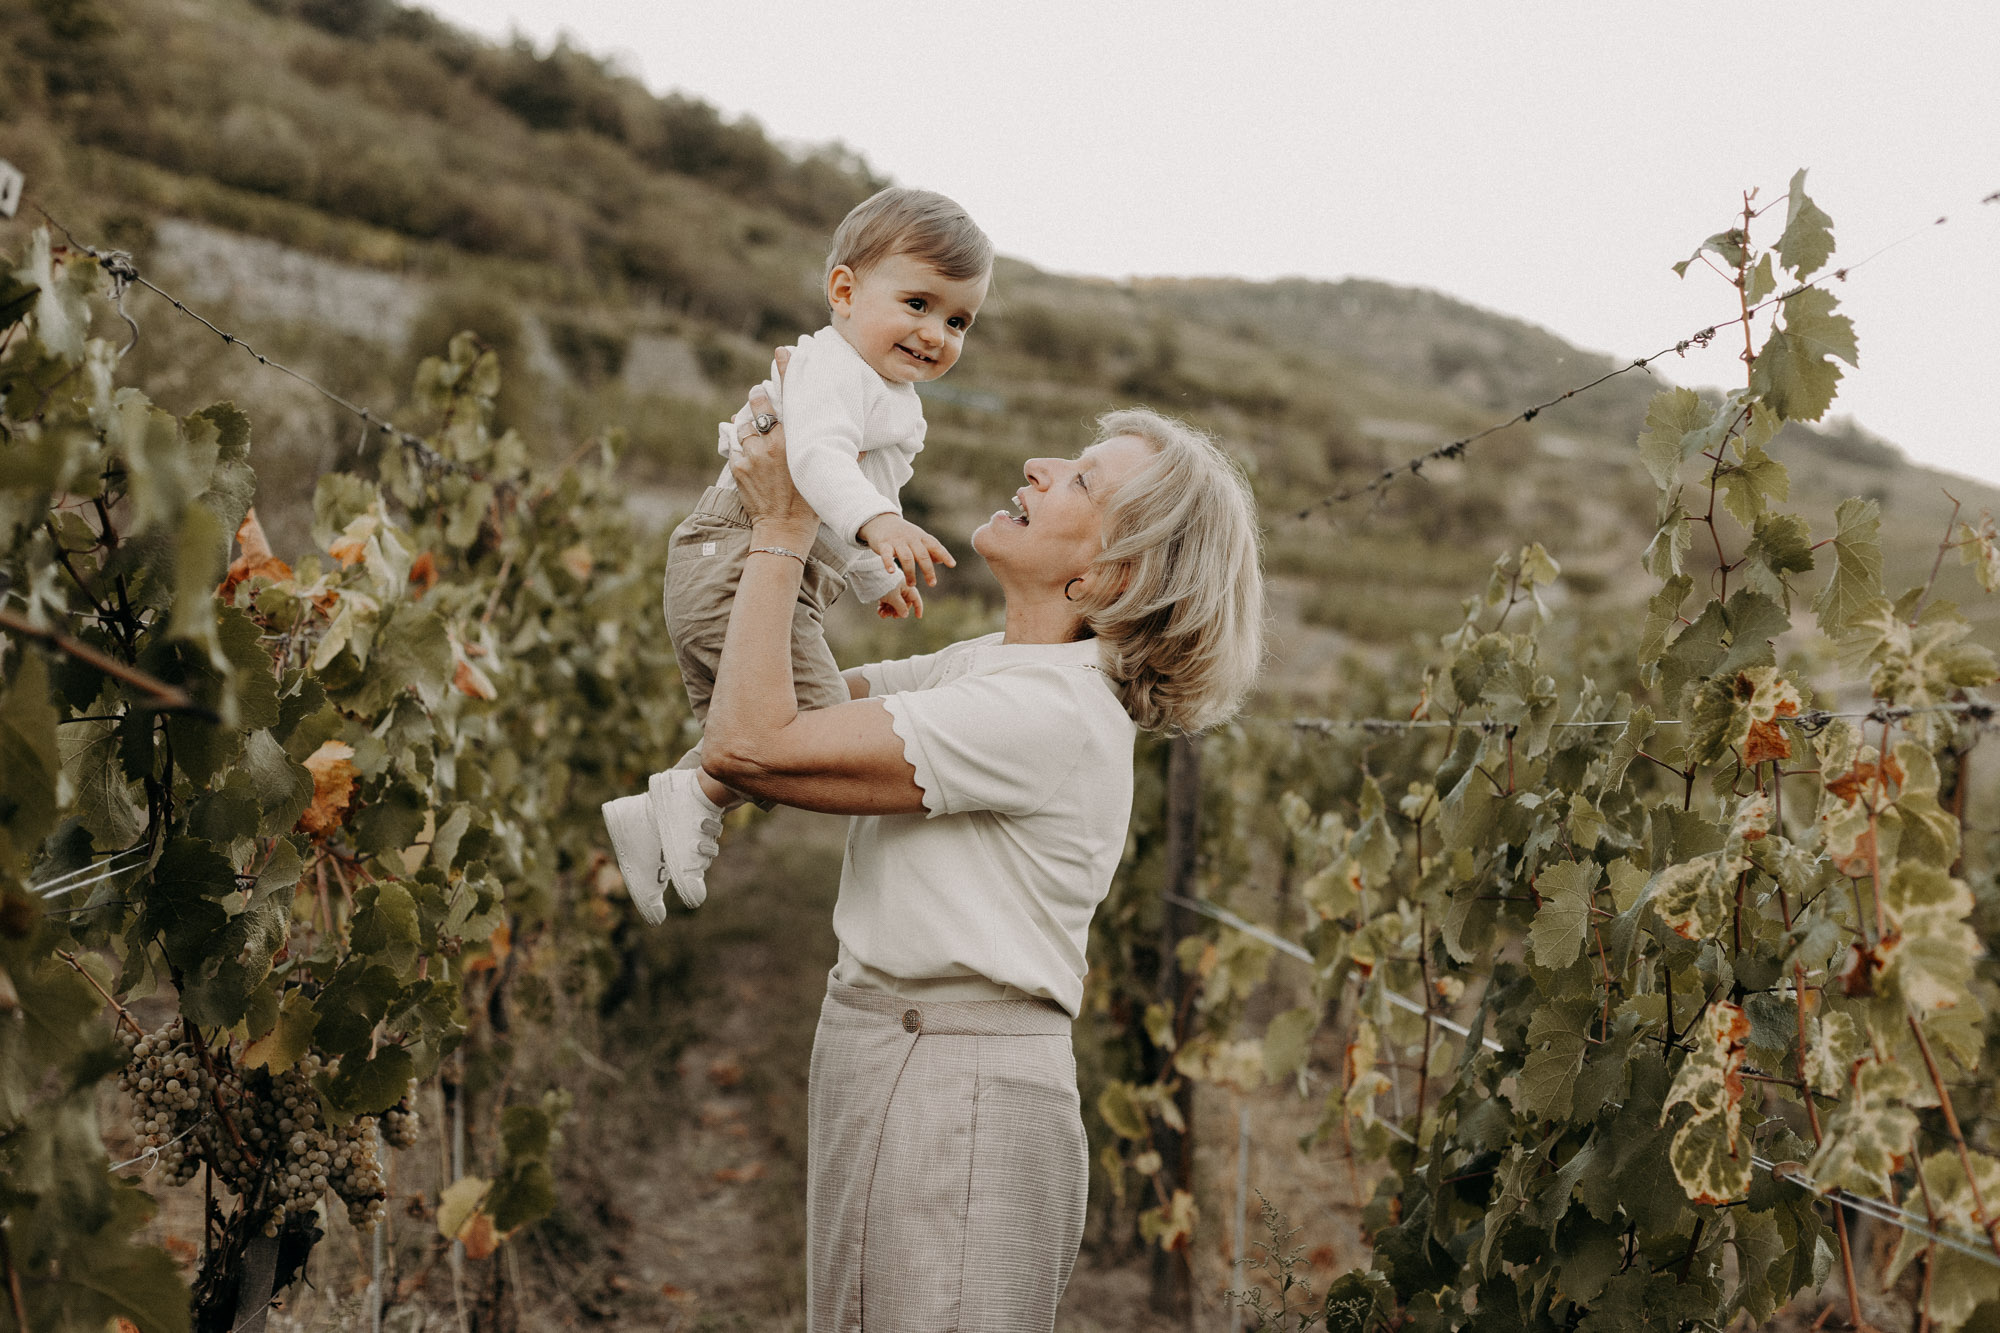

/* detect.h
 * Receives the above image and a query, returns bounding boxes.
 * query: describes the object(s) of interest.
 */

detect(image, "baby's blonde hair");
[1078,410,1265,734]
[826,187,992,287]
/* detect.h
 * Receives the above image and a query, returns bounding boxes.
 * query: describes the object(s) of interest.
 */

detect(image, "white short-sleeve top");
[833,633,1139,1017]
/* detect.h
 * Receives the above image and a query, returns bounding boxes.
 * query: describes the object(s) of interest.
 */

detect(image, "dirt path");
[540,804,844,1330]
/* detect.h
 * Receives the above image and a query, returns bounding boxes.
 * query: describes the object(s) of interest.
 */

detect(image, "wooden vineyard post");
[1150,733,1203,1323]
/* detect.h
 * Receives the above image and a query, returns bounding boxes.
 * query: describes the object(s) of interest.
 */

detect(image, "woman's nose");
[1024,458,1055,486]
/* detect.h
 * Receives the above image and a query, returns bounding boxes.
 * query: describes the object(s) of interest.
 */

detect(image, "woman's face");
[973,434,1155,592]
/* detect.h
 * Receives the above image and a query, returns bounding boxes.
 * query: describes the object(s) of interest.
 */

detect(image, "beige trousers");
[663,487,856,722]
[807,978,1088,1333]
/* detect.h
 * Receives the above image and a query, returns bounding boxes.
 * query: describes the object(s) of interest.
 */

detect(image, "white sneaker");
[601,793,671,925]
[647,768,724,909]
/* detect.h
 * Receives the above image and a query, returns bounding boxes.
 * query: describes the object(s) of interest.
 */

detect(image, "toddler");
[602,187,992,922]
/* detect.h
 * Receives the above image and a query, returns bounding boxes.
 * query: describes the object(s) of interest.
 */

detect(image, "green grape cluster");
[118,1029,407,1234]
[329,1118,389,1229]
[381,1080,421,1150]
[115,1024,209,1186]
[236,1055,334,1236]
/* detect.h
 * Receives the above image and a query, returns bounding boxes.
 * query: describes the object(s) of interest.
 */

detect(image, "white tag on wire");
[0,161,24,220]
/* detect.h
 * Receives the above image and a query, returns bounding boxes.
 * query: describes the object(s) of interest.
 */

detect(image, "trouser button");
[901,1009,921,1033]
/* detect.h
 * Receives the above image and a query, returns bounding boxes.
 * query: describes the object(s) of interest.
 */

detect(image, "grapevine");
[1095,175,2000,1331]
[0,227,685,1331]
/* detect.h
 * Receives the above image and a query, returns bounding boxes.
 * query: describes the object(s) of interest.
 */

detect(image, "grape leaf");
[1530,860,1598,969]
[1604,706,1656,791]
[1261,1006,1318,1084]
[325,1044,416,1117]
[242,988,319,1074]
[1643,490,1692,580]
[1775,168,1835,279]
[1577,1269,1710,1332]
[1717,443,1789,528]
[1660,1002,1752,1205]
[1810,498,1882,633]
[1635,387,1707,489]
[1751,286,1857,423]
[1716,590,1791,677]
[1805,1057,1918,1196]
[1513,996,1595,1121]
[1884,1151,2000,1330]
[1097,1081,1149,1141]
[1740,512,1815,604]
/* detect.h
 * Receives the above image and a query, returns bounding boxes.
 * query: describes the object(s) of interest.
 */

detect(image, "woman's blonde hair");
[1079,409,1265,734]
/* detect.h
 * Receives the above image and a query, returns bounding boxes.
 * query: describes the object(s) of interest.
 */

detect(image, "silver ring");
[752,412,777,435]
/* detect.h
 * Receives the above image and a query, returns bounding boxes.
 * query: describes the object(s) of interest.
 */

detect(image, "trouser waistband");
[823,977,1073,1037]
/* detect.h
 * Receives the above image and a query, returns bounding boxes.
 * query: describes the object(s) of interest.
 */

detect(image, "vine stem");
[1415,910,1434,1145]
[190,1035,260,1170]
[1910,491,1963,625]
[1905,1012,2000,1257]
[54,948,143,1036]
[1830,1205,1873,1333]
[1913,1149,1943,1333]
[0,1226,27,1333]
[0,606,211,718]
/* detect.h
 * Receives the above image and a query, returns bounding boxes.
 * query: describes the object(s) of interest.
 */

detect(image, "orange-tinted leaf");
[299,740,358,836]
[453,657,497,701]
[409,550,439,598]
[558,542,595,580]
[1743,718,1792,767]
[219,507,294,599]
[1825,753,1905,805]
[460,1210,498,1260]
[707,1055,744,1089]
[464,921,511,975]
[712,1162,766,1183]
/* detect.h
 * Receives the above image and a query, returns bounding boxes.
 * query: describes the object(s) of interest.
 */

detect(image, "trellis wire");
[1166,891,2000,1274]
[1279,699,1995,738]
[109,1110,210,1174]
[27,848,148,899]
[1292,188,1999,518]
[34,207,486,486]
[30,189,1997,526]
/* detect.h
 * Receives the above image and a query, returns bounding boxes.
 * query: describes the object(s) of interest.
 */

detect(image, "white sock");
[689,776,725,817]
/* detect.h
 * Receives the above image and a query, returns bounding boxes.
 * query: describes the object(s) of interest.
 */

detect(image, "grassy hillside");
[5,0,1995,697]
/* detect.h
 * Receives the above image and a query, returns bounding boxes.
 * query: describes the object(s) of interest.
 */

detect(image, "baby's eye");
[948,316,969,331]
[905,298,927,312]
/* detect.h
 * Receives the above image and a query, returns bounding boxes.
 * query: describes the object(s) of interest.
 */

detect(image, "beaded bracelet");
[747,545,808,567]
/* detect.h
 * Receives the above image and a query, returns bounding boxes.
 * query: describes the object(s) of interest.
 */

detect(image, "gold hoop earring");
[1064,578,1085,603]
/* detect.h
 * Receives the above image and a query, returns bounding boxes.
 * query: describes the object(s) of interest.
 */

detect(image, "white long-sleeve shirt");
[716,326,924,604]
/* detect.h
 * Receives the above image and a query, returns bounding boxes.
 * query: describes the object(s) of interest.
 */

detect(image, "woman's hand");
[730,384,819,549]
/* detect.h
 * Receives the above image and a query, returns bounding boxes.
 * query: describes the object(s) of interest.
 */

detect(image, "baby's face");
[829,252,990,385]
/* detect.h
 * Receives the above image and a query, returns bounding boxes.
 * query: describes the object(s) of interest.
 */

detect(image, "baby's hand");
[876,584,924,620]
[857,514,955,589]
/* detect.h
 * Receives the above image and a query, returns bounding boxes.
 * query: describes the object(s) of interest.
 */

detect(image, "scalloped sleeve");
[878,666,1096,819]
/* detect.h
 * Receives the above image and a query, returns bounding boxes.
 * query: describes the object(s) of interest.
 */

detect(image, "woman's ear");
[826,264,859,318]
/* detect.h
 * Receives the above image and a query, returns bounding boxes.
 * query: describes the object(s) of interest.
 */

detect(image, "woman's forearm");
[702,519,820,779]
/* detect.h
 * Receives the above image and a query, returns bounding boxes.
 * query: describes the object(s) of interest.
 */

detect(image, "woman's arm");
[700,394,926,816]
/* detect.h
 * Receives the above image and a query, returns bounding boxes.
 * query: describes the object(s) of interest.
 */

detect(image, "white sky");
[420,0,2000,492]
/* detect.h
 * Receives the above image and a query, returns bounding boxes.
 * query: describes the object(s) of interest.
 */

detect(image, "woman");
[702,384,1263,1332]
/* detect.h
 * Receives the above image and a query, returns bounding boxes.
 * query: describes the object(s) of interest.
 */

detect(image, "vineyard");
[2,12,2000,1330]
